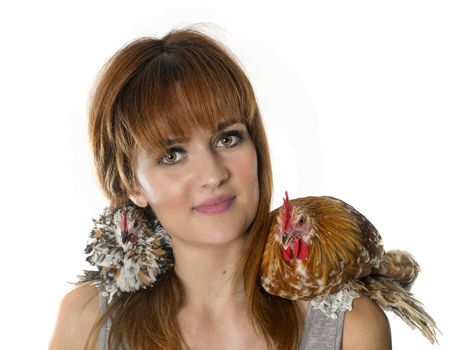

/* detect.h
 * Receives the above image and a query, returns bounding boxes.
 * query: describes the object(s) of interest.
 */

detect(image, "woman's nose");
[197,149,230,189]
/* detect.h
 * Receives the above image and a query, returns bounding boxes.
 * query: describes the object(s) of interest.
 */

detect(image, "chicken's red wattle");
[294,239,309,260]
[282,246,293,263]
[281,239,309,262]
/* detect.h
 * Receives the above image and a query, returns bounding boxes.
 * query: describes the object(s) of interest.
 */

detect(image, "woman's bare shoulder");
[49,282,100,350]
[342,295,392,350]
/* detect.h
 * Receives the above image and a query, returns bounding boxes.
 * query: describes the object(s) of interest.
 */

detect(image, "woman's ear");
[129,192,148,208]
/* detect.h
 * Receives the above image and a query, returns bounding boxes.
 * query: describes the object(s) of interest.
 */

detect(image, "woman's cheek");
[241,145,258,185]
[136,172,159,204]
[147,173,193,217]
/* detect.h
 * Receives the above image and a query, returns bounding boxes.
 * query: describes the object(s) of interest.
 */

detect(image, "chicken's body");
[260,192,438,343]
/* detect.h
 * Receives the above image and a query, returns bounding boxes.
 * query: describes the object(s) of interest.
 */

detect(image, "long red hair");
[86,26,300,350]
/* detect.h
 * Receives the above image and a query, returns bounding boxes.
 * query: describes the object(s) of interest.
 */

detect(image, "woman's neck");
[172,234,247,318]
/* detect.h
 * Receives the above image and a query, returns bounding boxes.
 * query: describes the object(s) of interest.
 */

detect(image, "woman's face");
[130,121,259,248]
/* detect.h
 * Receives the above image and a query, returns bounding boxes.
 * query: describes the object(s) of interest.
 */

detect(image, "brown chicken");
[260,192,438,343]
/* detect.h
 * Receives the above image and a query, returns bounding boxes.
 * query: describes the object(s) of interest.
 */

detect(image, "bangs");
[118,47,256,157]
[89,28,272,234]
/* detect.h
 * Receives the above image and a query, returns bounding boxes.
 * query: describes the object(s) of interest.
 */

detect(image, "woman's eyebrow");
[162,119,245,146]
[164,137,185,147]
[217,118,245,130]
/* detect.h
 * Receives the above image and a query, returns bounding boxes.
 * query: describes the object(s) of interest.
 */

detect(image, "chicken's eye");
[300,217,304,224]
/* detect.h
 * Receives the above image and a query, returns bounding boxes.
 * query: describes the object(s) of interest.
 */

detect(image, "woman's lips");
[194,194,236,214]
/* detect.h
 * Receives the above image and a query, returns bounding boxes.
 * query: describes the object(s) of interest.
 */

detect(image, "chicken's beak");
[121,231,128,244]
[281,231,294,250]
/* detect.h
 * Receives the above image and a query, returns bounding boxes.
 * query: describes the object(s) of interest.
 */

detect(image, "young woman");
[50,27,391,350]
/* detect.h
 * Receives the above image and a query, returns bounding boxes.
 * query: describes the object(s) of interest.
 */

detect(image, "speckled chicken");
[260,192,438,343]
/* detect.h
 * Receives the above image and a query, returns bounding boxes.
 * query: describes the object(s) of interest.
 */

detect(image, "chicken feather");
[260,192,439,343]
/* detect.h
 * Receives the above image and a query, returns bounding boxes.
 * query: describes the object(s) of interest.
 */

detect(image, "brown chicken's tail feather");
[350,274,440,344]
[373,250,420,291]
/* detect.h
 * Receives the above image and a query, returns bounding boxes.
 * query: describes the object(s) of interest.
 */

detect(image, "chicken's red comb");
[282,191,293,232]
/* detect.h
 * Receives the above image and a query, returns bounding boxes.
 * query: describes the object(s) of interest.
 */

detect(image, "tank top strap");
[98,294,129,350]
[299,302,346,350]
[98,294,112,350]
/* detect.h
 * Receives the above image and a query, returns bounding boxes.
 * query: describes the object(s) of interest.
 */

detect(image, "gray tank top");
[98,295,345,350]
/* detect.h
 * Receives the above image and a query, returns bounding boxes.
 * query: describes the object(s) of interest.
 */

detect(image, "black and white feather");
[80,202,174,302]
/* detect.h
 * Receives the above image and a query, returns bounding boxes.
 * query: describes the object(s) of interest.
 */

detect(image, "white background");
[0,1,449,349]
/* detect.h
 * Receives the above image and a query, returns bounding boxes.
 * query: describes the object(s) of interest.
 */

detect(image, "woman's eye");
[156,130,244,166]
[216,130,244,148]
[156,147,185,166]
[220,135,235,146]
